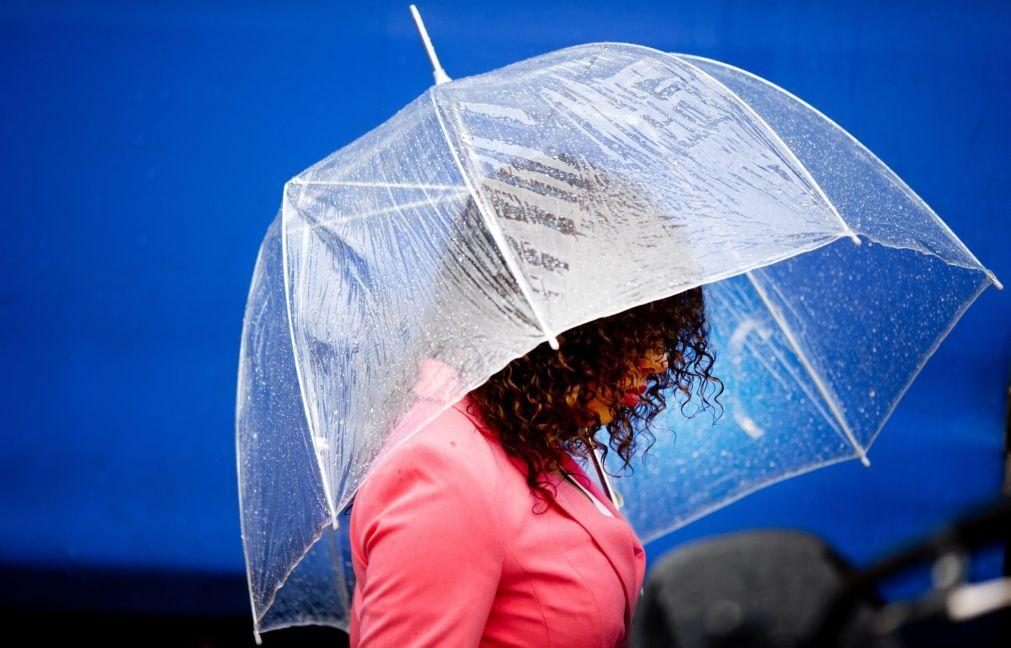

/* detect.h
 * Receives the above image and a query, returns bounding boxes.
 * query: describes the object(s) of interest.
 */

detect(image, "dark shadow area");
[0,564,349,647]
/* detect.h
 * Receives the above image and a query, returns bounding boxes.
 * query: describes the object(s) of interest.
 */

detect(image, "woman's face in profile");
[565,348,669,426]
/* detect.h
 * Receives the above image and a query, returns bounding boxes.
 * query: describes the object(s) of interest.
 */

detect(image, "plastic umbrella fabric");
[235,41,1002,641]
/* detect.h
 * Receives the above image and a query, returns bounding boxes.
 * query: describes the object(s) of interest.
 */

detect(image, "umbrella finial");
[409,5,452,85]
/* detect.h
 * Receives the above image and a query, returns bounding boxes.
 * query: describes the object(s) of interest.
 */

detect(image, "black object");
[630,529,881,648]
[809,496,1011,647]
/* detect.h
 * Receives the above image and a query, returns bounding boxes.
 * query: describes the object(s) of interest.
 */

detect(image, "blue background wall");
[1,0,1008,617]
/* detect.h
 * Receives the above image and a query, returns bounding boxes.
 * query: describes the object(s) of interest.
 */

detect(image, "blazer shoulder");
[360,403,502,500]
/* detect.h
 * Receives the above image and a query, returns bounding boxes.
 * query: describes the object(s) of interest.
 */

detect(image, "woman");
[348,286,724,647]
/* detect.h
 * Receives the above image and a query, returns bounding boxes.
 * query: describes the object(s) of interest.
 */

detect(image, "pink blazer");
[348,358,646,647]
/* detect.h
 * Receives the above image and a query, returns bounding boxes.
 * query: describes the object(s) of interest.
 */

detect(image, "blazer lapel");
[547,451,643,633]
[450,390,645,632]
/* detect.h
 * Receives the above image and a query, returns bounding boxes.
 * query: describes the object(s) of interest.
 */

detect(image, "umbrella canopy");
[235,41,1001,641]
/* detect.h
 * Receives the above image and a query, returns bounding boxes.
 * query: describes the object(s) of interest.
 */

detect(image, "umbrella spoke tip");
[409,4,451,85]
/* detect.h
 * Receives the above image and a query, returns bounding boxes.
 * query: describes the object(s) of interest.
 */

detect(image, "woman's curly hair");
[464,286,725,512]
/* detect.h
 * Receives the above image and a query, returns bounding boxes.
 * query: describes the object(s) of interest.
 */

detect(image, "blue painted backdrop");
[1,0,1008,614]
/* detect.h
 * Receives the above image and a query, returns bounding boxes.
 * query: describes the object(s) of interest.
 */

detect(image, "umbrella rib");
[675,53,1002,292]
[671,53,861,248]
[236,228,270,646]
[280,192,471,227]
[279,186,342,531]
[657,45,870,462]
[427,87,561,350]
[744,269,871,466]
[287,179,465,191]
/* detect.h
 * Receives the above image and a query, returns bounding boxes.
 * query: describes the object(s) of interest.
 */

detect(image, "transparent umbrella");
[234,24,1002,643]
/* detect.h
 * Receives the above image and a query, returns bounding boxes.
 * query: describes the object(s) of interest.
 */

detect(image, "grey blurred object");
[630,530,883,648]
[811,496,1011,647]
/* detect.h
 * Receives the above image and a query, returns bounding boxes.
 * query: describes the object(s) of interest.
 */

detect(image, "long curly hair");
[464,286,725,512]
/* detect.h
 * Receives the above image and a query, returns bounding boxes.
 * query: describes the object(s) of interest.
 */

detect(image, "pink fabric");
[348,358,646,647]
